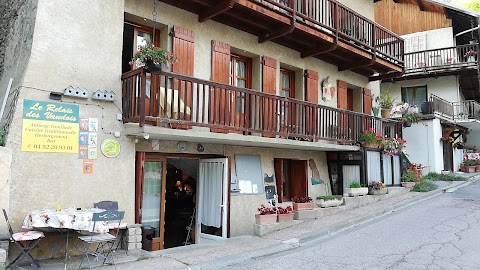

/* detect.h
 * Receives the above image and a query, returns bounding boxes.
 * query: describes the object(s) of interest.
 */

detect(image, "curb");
[183,179,478,270]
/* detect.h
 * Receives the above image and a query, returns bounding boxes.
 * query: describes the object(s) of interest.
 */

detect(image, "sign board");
[21,99,79,153]
[101,138,121,158]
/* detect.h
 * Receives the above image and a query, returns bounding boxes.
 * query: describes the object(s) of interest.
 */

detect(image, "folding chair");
[2,209,44,269]
[78,210,125,269]
[93,201,118,210]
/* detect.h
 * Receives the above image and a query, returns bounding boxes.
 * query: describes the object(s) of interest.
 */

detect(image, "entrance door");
[197,158,228,243]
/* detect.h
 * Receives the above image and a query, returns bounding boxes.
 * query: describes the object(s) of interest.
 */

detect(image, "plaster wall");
[6,0,137,227]
[135,140,329,236]
[337,0,375,21]
[124,0,378,108]
[403,119,444,173]
[402,27,454,50]
[0,147,12,238]
[382,76,459,105]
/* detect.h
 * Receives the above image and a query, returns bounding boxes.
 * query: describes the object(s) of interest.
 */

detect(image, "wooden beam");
[199,0,237,22]
[258,22,296,43]
[416,0,426,11]
[369,71,404,81]
[339,58,376,72]
[301,43,338,58]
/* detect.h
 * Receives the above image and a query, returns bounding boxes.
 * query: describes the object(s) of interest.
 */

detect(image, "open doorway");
[136,153,228,250]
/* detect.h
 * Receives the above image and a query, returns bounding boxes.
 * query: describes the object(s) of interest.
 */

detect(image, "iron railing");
[122,69,402,144]
[430,94,480,121]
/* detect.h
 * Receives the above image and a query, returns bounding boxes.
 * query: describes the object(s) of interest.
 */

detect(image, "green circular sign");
[101,139,121,158]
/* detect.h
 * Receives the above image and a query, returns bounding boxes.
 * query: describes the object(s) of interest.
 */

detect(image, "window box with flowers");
[316,195,344,208]
[464,50,477,62]
[382,137,406,156]
[130,41,177,72]
[291,196,314,211]
[255,204,277,225]
[368,181,388,195]
[359,128,383,148]
[277,206,294,222]
[344,182,369,197]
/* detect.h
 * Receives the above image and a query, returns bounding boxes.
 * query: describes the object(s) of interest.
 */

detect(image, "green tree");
[452,0,480,12]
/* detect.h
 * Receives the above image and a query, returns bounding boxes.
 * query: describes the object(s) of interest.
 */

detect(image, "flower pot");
[476,165,480,172]
[361,142,378,148]
[403,120,412,127]
[344,187,369,197]
[255,214,277,225]
[145,59,162,72]
[292,202,314,211]
[456,145,464,149]
[368,187,388,195]
[460,164,465,172]
[316,198,344,208]
[381,109,391,118]
[277,213,294,223]
[401,182,415,188]
[466,166,476,173]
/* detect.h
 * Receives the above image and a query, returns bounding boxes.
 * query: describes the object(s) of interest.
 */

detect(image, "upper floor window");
[230,54,252,88]
[401,85,427,108]
[280,68,295,98]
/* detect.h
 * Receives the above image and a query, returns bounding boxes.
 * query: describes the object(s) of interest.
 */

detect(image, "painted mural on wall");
[321,77,336,102]
[21,99,79,153]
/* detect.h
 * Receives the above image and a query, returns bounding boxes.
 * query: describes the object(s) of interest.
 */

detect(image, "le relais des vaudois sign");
[21,99,79,153]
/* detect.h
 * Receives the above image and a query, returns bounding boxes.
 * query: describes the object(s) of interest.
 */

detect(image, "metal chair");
[77,210,125,269]
[93,201,118,210]
[2,209,44,269]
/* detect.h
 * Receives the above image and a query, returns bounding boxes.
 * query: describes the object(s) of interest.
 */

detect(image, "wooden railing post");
[139,69,146,127]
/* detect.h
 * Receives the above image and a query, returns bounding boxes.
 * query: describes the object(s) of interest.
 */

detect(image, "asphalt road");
[225,181,480,270]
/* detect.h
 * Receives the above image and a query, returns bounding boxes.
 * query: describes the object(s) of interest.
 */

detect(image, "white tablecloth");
[22,208,109,233]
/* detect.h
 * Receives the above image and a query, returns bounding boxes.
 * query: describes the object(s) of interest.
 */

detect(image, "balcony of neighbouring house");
[429,95,480,129]
[121,68,401,151]
[399,44,480,80]
[156,0,404,81]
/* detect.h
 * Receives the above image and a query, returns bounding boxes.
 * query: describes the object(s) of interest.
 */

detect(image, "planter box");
[475,165,480,172]
[316,198,344,208]
[255,214,277,225]
[401,182,415,188]
[345,187,369,197]
[277,213,294,223]
[368,187,388,195]
[292,202,314,211]
[466,166,476,173]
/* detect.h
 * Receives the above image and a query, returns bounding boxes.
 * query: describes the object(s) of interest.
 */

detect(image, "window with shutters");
[280,68,295,120]
[230,54,252,114]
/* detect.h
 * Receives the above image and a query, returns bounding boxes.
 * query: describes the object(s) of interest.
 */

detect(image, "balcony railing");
[405,44,479,74]
[122,69,401,144]
[260,0,404,64]
[430,94,480,121]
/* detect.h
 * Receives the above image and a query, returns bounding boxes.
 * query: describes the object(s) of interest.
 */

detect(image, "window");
[280,68,295,120]
[230,54,252,114]
[401,86,427,108]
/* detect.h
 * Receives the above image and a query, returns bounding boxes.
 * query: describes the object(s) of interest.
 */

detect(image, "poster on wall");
[83,159,93,174]
[21,99,79,153]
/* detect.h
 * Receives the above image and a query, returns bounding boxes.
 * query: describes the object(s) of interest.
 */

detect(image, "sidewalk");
[27,176,480,270]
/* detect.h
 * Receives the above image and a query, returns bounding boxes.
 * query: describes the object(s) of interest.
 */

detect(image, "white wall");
[382,76,460,105]
[403,119,444,173]
[402,27,454,50]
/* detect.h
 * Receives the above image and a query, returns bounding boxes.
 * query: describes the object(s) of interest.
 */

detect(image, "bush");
[316,195,343,201]
[423,172,465,182]
[411,180,437,192]
[402,169,420,182]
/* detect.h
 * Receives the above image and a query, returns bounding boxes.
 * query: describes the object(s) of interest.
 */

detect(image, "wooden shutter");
[305,70,318,137]
[363,88,373,132]
[135,152,145,224]
[274,159,284,203]
[210,41,230,133]
[337,80,348,141]
[262,56,277,138]
[172,26,195,129]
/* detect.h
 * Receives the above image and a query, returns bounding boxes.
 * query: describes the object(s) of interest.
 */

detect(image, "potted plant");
[382,137,406,156]
[401,112,421,127]
[359,128,383,148]
[475,158,480,172]
[401,165,421,188]
[379,88,395,118]
[255,204,277,225]
[344,181,368,197]
[130,41,177,72]
[277,206,294,222]
[464,50,477,62]
[368,181,388,195]
[316,195,344,208]
[291,196,314,211]
[463,159,476,173]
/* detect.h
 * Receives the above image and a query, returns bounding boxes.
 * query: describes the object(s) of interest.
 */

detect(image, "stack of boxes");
[124,224,142,251]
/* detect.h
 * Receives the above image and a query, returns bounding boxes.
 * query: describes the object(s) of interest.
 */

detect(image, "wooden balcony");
[402,44,480,79]
[122,68,401,146]
[430,94,480,122]
[156,0,404,81]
